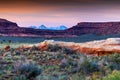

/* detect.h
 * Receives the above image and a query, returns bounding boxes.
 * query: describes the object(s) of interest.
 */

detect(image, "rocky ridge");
[66,22,120,35]
[0,18,120,37]
[22,38,120,56]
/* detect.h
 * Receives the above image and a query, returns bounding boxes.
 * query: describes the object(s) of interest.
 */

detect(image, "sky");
[0,0,120,27]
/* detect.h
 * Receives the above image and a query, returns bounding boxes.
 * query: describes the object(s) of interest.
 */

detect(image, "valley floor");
[0,42,120,80]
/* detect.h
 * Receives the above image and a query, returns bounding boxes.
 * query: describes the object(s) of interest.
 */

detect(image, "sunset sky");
[0,0,120,27]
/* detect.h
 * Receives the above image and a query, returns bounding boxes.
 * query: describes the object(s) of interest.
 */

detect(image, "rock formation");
[24,38,120,56]
[0,18,120,37]
[0,18,18,29]
[66,22,120,35]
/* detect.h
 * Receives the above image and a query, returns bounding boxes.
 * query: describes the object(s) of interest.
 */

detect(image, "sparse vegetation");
[14,61,42,79]
[102,70,120,80]
[0,37,120,80]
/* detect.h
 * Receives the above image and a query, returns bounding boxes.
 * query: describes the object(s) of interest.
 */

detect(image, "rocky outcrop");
[23,38,120,56]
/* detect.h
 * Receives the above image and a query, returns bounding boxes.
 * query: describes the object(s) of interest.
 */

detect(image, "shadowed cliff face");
[67,22,120,35]
[0,18,18,29]
[0,18,120,37]
[0,18,66,37]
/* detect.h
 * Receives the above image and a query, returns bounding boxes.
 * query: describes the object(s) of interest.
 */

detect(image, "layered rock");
[66,22,120,35]
[23,38,120,56]
[0,18,65,37]
[0,18,18,29]
[0,18,120,37]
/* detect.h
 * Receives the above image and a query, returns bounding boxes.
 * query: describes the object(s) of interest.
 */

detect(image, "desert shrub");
[69,60,78,67]
[47,44,62,52]
[102,70,120,80]
[62,47,74,54]
[60,58,69,68]
[0,41,3,44]
[30,45,40,51]
[36,74,69,80]
[36,75,50,80]
[58,74,69,80]
[56,53,65,60]
[102,53,120,70]
[8,40,12,43]
[14,51,21,55]
[80,59,99,74]
[2,39,5,42]
[14,75,27,80]
[14,62,42,79]
[70,54,79,59]
[71,73,85,80]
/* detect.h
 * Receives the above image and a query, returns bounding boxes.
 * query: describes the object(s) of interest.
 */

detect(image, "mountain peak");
[0,18,18,28]
[39,25,47,29]
[59,25,67,30]
[29,25,67,30]
[0,18,12,23]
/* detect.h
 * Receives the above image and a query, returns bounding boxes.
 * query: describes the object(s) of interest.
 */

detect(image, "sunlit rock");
[23,38,120,56]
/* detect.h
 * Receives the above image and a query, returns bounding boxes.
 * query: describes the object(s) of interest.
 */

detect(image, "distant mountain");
[1,18,120,37]
[48,25,67,30]
[29,25,67,30]
[29,25,47,29]
[59,25,67,30]
[38,25,47,29]
[29,26,37,29]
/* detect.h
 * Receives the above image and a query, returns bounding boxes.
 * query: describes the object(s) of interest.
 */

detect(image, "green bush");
[14,62,42,79]
[14,75,27,80]
[47,44,62,52]
[102,70,120,80]
[62,47,74,54]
